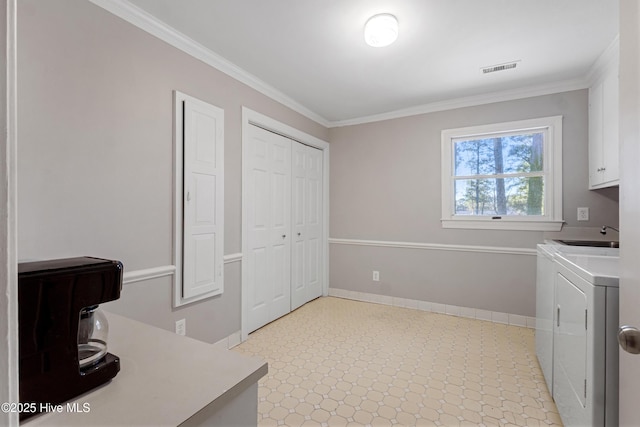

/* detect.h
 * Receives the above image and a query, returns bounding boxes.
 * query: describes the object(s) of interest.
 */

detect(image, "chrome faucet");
[600,225,620,235]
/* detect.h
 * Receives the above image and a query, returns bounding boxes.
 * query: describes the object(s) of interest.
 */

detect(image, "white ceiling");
[123,0,618,126]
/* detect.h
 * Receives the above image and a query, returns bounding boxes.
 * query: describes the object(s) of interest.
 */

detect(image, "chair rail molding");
[329,238,537,256]
[122,265,176,285]
[122,253,242,286]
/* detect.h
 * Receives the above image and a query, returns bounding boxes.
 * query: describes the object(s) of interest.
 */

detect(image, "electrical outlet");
[577,207,589,221]
[175,319,186,336]
[373,271,380,282]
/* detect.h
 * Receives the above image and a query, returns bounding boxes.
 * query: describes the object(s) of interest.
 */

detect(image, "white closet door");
[291,143,306,310]
[246,125,292,333]
[291,142,323,310]
[182,98,224,299]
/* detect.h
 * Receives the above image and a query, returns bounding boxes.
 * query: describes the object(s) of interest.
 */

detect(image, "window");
[441,116,563,231]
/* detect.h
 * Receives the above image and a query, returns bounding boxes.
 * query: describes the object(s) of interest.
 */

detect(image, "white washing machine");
[552,252,619,427]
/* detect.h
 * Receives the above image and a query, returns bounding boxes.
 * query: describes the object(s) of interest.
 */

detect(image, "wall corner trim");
[2,0,20,425]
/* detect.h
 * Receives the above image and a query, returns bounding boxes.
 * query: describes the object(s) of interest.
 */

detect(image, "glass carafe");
[77,305,109,368]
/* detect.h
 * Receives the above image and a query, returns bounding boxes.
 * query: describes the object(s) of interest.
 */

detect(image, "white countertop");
[23,313,267,427]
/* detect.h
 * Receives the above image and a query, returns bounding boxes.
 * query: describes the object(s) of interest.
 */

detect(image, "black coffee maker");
[18,257,123,420]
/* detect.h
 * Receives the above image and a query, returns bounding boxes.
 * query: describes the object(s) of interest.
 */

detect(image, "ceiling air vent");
[481,61,520,74]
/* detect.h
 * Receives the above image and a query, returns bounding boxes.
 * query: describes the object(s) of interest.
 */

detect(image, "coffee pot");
[18,257,123,420]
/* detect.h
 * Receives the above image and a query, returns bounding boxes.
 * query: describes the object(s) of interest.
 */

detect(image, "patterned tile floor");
[233,297,562,427]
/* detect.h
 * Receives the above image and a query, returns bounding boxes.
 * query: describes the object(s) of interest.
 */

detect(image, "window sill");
[441,218,564,232]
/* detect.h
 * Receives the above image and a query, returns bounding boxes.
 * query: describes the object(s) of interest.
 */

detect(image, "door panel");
[245,127,323,331]
[291,142,307,310]
[305,146,324,300]
[291,142,323,309]
[246,125,291,333]
[182,98,223,299]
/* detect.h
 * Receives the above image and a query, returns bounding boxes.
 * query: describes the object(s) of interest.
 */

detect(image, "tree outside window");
[453,132,544,216]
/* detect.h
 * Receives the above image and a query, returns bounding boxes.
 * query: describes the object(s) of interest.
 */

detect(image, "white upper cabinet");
[589,39,620,189]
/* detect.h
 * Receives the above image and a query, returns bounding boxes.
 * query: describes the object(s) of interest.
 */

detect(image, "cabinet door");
[180,95,224,302]
[554,272,588,424]
[588,50,620,190]
[589,81,604,188]
[601,69,620,185]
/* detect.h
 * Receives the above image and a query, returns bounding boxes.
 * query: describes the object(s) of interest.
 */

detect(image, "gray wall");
[329,90,620,317]
[17,0,328,343]
[16,1,622,335]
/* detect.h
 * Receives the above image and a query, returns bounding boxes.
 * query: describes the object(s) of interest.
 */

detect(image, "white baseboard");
[212,330,243,350]
[328,288,535,329]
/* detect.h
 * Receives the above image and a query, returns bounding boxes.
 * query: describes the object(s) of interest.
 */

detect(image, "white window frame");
[441,116,564,231]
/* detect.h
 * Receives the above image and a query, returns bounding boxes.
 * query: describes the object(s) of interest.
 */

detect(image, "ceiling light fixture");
[364,14,398,47]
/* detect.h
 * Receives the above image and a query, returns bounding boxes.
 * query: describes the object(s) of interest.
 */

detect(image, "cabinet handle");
[557,306,561,328]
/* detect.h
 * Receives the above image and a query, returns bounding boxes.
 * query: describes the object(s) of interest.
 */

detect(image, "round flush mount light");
[364,13,398,47]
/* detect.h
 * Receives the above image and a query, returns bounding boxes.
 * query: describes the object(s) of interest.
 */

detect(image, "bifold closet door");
[291,142,323,310]
[245,125,292,333]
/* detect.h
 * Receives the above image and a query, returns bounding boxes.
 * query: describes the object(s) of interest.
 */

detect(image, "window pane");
[454,177,544,216]
[454,132,544,176]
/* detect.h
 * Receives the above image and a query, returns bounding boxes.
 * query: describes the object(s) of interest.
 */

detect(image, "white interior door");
[182,96,224,300]
[245,125,292,333]
[292,142,323,310]
[618,2,640,425]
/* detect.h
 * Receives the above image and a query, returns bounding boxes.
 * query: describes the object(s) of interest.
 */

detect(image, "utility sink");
[555,239,619,248]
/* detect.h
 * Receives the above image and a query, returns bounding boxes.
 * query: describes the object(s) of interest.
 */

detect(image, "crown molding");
[328,77,589,128]
[88,0,331,127]
[584,34,620,85]
[88,0,606,130]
